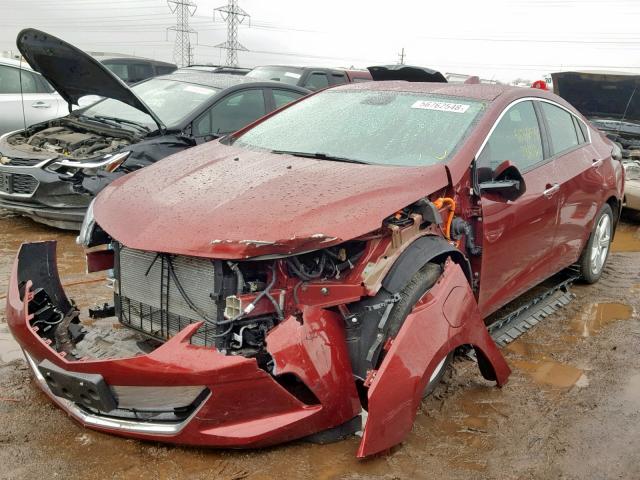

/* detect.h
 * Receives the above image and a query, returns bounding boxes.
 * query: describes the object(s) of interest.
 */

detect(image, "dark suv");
[246,65,372,90]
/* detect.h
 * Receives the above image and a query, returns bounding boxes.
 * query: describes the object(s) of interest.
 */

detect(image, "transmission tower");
[398,47,406,65]
[214,0,250,67]
[167,0,197,67]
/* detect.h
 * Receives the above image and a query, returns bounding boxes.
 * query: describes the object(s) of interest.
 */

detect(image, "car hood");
[94,142,450,259]
[367,65,447,83]
[551,71,640,123]
[16,28,164,131]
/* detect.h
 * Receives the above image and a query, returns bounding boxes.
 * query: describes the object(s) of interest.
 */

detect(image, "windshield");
[234,90,486,166]
[81,78,219,130]
[246,66,303,85]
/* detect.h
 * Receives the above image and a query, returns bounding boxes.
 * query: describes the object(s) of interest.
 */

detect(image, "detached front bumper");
[6,241,361,448]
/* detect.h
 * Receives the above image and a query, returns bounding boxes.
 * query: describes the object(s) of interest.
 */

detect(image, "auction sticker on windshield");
[284,72,302,79]
[411,100,470,113]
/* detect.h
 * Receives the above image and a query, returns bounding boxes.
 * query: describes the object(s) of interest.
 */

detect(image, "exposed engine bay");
[29,240,369,367]
[5,119,134,161]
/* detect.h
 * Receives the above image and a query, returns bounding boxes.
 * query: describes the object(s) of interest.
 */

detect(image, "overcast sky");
[2,0,639,82]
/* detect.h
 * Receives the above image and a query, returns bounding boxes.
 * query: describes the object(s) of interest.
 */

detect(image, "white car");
[623,160,640,211]
[0,57,67,135]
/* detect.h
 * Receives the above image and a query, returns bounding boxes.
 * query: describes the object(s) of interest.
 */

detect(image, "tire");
[578,203,614,284]
[380,262,453,397]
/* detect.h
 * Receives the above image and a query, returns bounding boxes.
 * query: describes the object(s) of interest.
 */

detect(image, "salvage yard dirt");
[1,210,639,480]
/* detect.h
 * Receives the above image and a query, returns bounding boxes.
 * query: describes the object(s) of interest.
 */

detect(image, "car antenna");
[18,56,27,132]
[616,82,638,138]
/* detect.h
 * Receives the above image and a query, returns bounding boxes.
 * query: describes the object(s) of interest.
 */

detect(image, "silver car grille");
[115,245,222,347]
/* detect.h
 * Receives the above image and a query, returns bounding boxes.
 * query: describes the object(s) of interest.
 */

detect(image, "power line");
[214,0,250,66]
[167,0,197,67]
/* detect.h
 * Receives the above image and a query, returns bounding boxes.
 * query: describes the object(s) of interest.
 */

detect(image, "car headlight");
[76,198,96,247]
[48,151,131,174]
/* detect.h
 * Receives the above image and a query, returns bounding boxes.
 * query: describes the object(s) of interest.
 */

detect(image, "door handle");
[31,101,51,109]
[543,183,560,198]
[591,158,604,168]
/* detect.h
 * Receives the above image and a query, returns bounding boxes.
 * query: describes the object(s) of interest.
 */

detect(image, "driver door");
[477,100,560,316]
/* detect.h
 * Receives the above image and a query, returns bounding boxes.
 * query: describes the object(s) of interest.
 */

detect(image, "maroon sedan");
[6,81,623,457]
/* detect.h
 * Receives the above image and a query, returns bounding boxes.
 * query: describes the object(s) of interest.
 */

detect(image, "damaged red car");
[6,81,623,457]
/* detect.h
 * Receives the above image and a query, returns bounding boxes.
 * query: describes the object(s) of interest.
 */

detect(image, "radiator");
[114,245,223,347]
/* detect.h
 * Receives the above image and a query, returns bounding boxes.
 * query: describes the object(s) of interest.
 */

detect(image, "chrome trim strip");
[24,351,210,435]
[474,96,592,162]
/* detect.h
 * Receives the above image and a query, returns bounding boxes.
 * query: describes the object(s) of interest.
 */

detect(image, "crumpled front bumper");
[5,241,362,449]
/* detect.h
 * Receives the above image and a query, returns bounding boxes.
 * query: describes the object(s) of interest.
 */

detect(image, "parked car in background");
[92,54,177,85]
[0,57,67,135]
[246,65,372,90]
[367,64,447,83]
[176,65,250,75]
[552,71,639,211]
[7,80,623,459]
[0,29,310,229]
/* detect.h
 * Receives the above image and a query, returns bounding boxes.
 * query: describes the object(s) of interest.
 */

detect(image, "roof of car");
[333,80,519,101]
[0,57,36,71]
[91,53,176,66]
[155,71,309,92]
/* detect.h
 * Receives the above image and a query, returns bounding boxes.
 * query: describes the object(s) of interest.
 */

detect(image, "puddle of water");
[570,303,634,337]
[611,223,640,252]
[511,359,583,388]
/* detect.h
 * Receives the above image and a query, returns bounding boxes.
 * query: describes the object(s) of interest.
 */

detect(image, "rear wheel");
[578,204,613,284]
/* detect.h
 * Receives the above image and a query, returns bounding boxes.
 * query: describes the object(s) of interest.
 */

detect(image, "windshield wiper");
[271,150,369,164]
[91,115,151,133]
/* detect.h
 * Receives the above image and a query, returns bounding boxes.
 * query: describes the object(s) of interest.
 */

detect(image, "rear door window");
[0,65,39,94]
[540,102,580,155]
[194,89,266,136]
[129,63,154,83]
[272,89,305,109]
[155,65,176,76]
[303,72,329,90]
[477,100,544,176]
[331,73,348,85]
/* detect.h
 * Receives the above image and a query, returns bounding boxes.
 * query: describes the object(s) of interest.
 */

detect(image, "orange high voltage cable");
[432,197,456,240]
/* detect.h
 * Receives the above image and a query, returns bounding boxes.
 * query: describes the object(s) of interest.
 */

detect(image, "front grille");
[0,172,38,195]
[115,245,225,347]
[6,158,42,167]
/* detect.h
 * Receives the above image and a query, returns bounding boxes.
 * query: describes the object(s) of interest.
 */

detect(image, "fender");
[357,260,510,458]
[382,235,472,293]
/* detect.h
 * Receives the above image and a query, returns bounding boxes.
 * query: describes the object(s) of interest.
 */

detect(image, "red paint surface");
[357,262,510,457]
[94,143,449,258]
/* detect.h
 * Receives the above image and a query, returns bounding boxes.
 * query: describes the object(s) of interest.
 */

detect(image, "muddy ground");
[1,210,639,480]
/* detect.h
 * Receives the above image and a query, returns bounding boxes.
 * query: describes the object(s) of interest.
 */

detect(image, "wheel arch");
[381,235,473,294]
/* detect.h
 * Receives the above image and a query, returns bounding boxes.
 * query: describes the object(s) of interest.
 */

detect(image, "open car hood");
[367,65,447,83]
[552,71,640,123]
[94,142,450,259]
[16,28,165,131]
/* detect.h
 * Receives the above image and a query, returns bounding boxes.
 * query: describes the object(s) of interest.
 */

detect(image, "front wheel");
[578,203,613,283]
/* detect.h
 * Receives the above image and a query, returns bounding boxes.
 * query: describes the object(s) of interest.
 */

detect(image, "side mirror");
[479,160,526,201]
